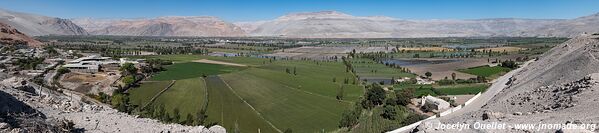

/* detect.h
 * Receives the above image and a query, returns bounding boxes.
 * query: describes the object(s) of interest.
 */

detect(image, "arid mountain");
[532,13,599,37]
[414,34,599,132]
[239,11,599,38]
[0,8,88,36]
[73,16,246,37]
[0,22,42,47]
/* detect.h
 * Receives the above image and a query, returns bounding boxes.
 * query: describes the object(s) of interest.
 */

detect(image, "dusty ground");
[405,58,489,80]
[444,95,475,105]
[193,59,247,67]
[59,72,119,95]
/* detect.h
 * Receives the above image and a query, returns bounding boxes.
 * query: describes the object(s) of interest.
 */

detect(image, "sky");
[1,0,599,22]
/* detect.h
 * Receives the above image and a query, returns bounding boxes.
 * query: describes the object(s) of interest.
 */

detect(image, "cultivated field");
[458,65,511,79]
[474,46,528,52]
[130,55,364,132]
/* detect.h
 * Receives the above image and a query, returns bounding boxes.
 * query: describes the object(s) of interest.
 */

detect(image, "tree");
[284,128,293,133]
[395,88,414,106]
[173,108,181,123]
[336,86,344,100]
[451,72,456,80]
[364,84,386,108]
[293,67,297,75]
[381,105,397,120]
[121,75,135,85]
[425,71,432,79]
[185,114,194,125]
[119,63,138,75]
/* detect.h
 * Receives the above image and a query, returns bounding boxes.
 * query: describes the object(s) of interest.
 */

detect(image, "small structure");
[416,76,435,84]
[394,77,412,83]
[420,95,450,111]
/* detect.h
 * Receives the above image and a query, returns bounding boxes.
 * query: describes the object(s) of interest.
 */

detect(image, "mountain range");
[1,8,598,38]
[0,8,87,36]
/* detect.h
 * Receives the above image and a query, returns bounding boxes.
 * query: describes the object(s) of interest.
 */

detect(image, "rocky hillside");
[73,16,246,37]
[0,8,88,36]
[0,22,42,47]
[239,11,599,38]
[415,34,599,132]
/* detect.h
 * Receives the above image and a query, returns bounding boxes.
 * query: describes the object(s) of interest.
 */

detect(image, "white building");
[420,95,450,111]
[62,55,138,73]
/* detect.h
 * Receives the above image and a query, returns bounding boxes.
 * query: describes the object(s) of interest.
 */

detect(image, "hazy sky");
[1,0,599,22]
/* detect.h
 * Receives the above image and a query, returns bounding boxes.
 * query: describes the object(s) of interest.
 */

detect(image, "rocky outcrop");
[0,22,42,47]
[73,16,246,37]
[0,8,88,36]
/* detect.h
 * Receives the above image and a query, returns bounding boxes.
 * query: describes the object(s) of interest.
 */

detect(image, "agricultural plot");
[255,60,364,101]
[394,84,437,97]
[130,54,364,132]
[350,58,415,84]
[394,83,489,96]
[458,65,511,79]
[475,46,528,52]
[150,62,244,81]
[151,77,207,123]
[221,73,352,133]
[128,80,173,107]
[204,76,278,133]
[436,83,489,95]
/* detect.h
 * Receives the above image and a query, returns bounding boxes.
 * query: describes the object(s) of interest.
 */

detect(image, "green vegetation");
[349,58,415,84]
[151,77,207,123]
[150,62,244,81]
[436,84,489,95]
[129,81,173,107]
[458,65,511,78]
[204,76,278,133]
[221,70,353,133]
[394,83,489,96]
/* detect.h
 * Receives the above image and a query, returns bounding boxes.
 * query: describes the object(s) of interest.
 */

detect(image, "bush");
[501,60,518,69]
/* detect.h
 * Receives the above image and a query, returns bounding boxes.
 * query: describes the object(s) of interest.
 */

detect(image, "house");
[420,95,450,111]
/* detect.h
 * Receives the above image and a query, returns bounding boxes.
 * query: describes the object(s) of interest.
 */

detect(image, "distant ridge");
[0,8,88,36]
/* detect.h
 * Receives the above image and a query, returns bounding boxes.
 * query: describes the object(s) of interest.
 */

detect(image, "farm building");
[420,95,450,111]
[62,55,139,73]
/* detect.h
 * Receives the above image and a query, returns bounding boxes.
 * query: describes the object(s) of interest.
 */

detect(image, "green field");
[393,84,437,97]
[151,77,207,123]
[436,83,489,95]
[458,65,511,78]
[204,76,278,133]
[394,83,489,96]
[350,58,415,83]
[128,80,173,107]
[221,72,351,133]
[151,62,245,81]
[129,55,365,132]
